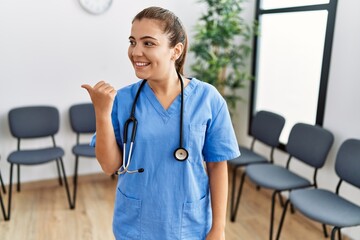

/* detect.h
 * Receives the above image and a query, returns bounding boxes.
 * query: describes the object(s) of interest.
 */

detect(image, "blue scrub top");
[92,78,240,240]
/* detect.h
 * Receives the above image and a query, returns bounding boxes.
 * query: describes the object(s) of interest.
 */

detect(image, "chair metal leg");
[269,191,278,240]
[322,224,328,238]
[7,164,14,220]
[277,192,284,208]
[331,227,341,240]
[230,166,238,221]
[290,202,295,214]
[0,191,7,220]
[17,164,20,192]
[58,158,74,209]
[275,199,290,240]
[0,170,7,219]
[72,156,79,209]
[56,160,63,186]
[230,169,246,222]
[0,170,6,194]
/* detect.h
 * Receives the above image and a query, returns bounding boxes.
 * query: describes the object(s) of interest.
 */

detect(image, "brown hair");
[132,6,188,75]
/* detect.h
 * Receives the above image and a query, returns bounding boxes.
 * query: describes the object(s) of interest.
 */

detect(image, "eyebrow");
[129,36,158,41]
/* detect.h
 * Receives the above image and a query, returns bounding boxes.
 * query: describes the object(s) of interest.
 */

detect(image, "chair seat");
[72,144,95,158]
[246,164,311,190]
[290,189,360,227]
[7,147,64,165]
[228,146,268,166]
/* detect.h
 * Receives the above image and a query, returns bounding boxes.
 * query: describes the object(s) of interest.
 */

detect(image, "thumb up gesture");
[81,81,117,116]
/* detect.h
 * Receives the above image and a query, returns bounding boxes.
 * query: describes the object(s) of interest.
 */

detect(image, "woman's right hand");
[81,81,121,175]
[81,81,117,116]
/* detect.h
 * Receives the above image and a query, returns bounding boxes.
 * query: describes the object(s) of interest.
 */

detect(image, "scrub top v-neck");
[91,78,240,240]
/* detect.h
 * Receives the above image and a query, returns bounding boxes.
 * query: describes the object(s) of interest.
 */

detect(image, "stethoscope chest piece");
[174,147,188,161]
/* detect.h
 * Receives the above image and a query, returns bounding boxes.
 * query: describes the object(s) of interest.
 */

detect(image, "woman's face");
[128,18,176,81]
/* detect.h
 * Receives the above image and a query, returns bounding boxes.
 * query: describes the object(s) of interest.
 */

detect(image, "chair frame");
[276,139,360,240]
[6,106,74,220]
[243,123,334,240]
[229,110,285,222]
[69,103,97,209]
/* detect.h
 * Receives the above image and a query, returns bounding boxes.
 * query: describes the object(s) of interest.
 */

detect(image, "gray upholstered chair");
[228,110,285,221]
[7,106,73,220]
[69,103,96,208]
[245,123,334,240]
[276,138,360,240]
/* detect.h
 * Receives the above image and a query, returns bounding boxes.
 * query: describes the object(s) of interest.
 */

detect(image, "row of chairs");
[0,103,97,221]
[228,110,360,240]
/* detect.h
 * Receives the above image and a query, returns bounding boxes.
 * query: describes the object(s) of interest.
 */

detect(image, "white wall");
[322,1,360,237]
[1,0,359,238]
[0,0,202,182]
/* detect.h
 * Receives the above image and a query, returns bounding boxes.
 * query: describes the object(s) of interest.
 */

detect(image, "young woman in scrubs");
[82,6,240,240]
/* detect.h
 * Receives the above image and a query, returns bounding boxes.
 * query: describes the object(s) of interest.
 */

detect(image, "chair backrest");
[8,106,59,138]
[335,139,360,189]
[69,103,96,134]
[250,110,285,148]
[286,123,334,168]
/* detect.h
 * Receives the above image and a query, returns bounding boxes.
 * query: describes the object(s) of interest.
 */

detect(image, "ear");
[172,42,184,61]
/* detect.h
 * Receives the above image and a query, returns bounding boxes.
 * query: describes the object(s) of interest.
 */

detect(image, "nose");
[130,44,143,57]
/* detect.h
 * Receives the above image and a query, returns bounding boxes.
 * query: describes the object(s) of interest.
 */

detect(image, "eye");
[144,41,155,47]
[129,40,136,46]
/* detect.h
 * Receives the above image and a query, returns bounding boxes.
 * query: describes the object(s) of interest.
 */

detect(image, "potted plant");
[190,0,255,113]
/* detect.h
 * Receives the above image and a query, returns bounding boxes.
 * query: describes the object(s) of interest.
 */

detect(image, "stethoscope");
[115,72,188,175]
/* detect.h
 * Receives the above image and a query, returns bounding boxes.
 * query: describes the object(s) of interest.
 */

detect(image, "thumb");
[81,84,93,94]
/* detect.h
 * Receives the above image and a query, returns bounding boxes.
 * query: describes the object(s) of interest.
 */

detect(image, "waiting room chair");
[6,106,73,220]
[276,138,360,240]
[229,110,285,221]
[245,123,334,240]
[69,103,96,208]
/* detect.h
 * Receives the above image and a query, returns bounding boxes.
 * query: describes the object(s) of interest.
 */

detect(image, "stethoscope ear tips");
[174,148,189,161]
[138,168,144,173]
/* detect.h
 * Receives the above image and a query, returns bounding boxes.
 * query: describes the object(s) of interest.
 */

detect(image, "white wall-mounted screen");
[254,10,328,144]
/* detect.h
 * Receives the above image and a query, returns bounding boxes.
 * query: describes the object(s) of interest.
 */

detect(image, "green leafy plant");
[190,0,255,113]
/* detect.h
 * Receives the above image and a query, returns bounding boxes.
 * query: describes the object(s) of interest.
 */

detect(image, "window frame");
[249,0,338,150]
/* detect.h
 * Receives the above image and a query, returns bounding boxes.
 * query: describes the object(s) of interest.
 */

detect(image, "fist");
[81,81,117,116]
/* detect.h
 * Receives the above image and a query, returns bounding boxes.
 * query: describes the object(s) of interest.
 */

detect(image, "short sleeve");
[90,132,96,147]
[202,100,240,162]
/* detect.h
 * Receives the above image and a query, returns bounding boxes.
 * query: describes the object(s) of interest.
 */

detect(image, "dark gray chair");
[69,103,96,208]
[0,155,7,220]
[6,106,73,220]
[245,123,334,240]
[229,110,285,222]
[276,138,360,240]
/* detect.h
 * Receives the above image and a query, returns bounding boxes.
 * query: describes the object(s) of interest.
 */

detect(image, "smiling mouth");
[134,62,150,67]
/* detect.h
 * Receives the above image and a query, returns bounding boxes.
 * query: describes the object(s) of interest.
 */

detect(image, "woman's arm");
[82,81,122,175]
[206,161,228,240]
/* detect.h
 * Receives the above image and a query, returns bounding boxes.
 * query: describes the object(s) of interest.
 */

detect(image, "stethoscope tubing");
[116,72,188,175]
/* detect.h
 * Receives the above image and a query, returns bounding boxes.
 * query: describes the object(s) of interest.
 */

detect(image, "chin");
[134,72,147,80]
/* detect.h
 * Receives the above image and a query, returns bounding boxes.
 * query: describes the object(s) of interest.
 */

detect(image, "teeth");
[135,62,149,66]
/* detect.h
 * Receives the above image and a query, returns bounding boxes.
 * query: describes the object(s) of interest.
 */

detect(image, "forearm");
[206,161,228,235]
[81,81,120,175]
[95,116,122,175]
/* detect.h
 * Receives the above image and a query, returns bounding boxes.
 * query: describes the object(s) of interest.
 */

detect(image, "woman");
[82,6,240,240]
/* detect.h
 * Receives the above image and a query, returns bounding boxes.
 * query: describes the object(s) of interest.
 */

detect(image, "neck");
[147,72,180,96]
